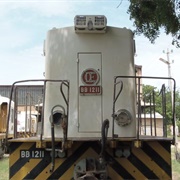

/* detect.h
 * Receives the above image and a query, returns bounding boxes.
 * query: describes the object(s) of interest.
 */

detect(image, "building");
[135,65,164,137]
[0,85,43,111]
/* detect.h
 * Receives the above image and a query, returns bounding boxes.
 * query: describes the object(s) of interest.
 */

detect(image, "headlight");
[115,109,132,126]
[50,110,63,126]
[74,15,107,33]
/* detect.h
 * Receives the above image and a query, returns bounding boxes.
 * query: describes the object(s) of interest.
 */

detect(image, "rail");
[112,76,176,144]
[5,79,69,148]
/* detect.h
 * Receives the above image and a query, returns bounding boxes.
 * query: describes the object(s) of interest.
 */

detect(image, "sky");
[0,0,180,90]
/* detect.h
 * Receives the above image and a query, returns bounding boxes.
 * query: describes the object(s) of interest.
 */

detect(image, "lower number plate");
[20,150,45,158]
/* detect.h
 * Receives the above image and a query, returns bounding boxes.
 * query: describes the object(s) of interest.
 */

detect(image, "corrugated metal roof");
[0,85,11,98]
[0,85,44,105]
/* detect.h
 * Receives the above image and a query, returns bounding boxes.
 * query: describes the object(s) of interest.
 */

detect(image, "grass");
[172,158,180,180]
[0,155,9,180]
[0,148,180,180]
[171,137,180,180]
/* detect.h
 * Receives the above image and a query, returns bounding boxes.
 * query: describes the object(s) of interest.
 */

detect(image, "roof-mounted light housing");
[74,15,107,33]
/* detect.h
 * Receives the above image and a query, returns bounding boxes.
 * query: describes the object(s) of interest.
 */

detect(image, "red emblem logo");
[81,69,100,85]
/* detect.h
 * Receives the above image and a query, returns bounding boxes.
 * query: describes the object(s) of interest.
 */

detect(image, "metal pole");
[159,49,173,91]
[166,49,172,93]
[159,49,173,105]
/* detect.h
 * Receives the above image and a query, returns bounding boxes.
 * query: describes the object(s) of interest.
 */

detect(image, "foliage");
[127,0,180,47]
[142,84,180,125]
[175,90,180,134]
[143,85,171,124]
[177,120,180,135]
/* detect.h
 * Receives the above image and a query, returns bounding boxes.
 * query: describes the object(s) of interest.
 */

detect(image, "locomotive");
[6,15,177,179]
[0,95,14,157]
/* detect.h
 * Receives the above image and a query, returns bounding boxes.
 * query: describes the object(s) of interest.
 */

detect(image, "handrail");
[5,79,69,149]
[112,79,123,139]
[112,75,176,144]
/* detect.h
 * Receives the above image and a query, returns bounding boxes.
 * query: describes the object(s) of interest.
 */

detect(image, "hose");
[50,118,55,173]
[100,119,109,159]
[49,105,66,173]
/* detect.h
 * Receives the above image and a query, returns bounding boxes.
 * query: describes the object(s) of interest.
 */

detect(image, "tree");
[142,84,180,126]
[127,0,180,47]
[142,85,180,135]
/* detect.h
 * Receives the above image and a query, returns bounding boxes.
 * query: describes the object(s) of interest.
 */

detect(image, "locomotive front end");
[42,15,136,179]
[44,15,136,141]
[7,15,175,180]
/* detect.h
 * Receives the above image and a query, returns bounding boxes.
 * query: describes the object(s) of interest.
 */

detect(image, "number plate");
[80,86,102,95]
[20,150,45,158]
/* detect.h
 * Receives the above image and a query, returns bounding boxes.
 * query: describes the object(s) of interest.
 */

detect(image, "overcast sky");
[0,0,180,90]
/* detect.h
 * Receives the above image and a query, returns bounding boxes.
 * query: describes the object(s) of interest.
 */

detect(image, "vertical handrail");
[25,93,33,134]
[36,97,42,135]
[25,94,28,133]
[152,90,157,136]
[149,94,153,136]
[60,81,69,107]
[60,81,69,139]
[143,97,146,135]
[40,80,46,142]
[172,79,176,144]
[160,84,167,137]
[5,83,15,146]
[112,78,123,139]
[14,86,18,138]
[29,95,32,134]
[137,77,141,140]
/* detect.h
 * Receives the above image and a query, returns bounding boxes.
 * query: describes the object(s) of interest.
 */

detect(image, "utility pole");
[159,49,174,137]
[159,48,174,113]
[159,49,173,92]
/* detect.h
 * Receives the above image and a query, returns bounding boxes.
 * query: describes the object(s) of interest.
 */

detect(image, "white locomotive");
[6,15,177,180]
